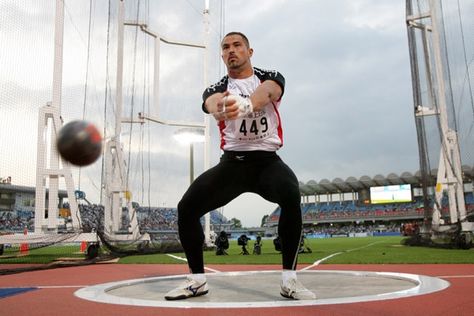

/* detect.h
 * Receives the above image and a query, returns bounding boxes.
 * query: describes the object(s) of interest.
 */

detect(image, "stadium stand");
[0,204,231,234]
[266,168,474,231]
[1,170,472,235]
[266,193,474,227]
[0,209,33,232]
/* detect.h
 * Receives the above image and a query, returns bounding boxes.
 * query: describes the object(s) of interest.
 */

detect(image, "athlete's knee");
[177,199,194,224]
[278,205,302,236]
[279,191,301,213]
[277,177,300,201]
[279,211,302,229]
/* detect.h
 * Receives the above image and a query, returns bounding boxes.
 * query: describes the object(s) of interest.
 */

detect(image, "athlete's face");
[221,34,253,70]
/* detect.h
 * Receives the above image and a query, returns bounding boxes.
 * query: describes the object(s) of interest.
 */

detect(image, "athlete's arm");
[249,80,282,112]
[203,71,283,121]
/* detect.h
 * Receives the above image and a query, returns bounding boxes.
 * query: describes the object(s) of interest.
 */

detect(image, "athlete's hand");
[228,95,253,118]
[213,94,253,121]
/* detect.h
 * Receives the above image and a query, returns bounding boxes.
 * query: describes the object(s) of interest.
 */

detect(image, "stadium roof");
[299,165,474,195]
[0,183,68,197]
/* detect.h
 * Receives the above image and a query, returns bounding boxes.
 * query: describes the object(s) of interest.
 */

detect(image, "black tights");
[177,151,302,273]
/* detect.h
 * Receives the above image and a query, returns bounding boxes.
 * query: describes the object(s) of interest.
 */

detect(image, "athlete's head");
[221,32,250,48]
[221,32,253,73]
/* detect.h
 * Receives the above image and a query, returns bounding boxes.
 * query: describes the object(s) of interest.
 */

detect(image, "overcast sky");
[210,0,419,226]
[0,0,420,227]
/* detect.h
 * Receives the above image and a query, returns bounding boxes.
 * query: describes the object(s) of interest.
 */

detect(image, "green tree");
[230,217,242,229]
[261,215,269,227]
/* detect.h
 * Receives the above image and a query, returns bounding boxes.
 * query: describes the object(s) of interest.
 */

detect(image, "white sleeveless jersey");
[203,67,285,152]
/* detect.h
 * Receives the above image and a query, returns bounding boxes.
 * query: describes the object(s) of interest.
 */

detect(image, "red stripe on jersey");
[218,120,226,149]
[273,101,283,147]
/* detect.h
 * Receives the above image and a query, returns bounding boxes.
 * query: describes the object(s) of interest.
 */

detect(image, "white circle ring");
[74,270,450,308]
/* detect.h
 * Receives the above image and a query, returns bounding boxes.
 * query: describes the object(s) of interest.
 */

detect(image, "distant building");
[0,183,68,212]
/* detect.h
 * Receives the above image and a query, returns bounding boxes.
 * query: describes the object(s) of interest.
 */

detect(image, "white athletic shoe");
[164,276,209,300]
[280,278,316,300]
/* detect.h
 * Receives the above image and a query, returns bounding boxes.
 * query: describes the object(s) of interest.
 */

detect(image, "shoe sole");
[280,291,295,300]
[164,290,209,301]
[280,291,316,300]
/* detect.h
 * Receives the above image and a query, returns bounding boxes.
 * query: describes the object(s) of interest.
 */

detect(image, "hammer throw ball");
[56,120,102,166]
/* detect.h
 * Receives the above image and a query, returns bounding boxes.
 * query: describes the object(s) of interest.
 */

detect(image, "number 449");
[239,117,268,136]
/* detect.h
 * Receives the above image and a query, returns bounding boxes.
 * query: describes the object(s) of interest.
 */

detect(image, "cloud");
[1,0,425,228]
[213,0,421,225]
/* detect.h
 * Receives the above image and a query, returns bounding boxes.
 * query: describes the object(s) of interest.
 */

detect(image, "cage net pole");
[406,0,474,246]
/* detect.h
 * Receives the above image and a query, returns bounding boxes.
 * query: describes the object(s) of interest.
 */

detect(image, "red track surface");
[0,263,473,316]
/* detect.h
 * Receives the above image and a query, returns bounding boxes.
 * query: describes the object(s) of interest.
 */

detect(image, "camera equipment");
[273,236,282,252]
[215,231,229,255]
[298,235,312,253]
[237,234,250,255]
[253,235,262,255]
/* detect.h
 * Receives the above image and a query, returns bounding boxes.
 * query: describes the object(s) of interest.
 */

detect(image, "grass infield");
[2,236,473,265]
[117,236,474,265]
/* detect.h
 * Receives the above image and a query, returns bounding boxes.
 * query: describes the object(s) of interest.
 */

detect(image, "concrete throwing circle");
[74,270,450,308]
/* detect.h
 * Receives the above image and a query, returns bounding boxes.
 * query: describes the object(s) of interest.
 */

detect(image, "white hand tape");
[227,95,253,118]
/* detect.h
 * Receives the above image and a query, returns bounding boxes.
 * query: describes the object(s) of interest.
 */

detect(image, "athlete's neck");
[227,65,253,79]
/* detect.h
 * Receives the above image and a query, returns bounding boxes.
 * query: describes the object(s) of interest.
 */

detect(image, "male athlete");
[165,32,315,300]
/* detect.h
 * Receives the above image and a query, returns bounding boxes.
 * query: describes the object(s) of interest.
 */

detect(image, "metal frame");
[104,0,212,244]
[27,0,216,246]
[406,0,472,235]
[34,0,81,234]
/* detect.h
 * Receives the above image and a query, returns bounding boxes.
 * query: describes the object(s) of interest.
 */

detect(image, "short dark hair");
[222,32,250,48]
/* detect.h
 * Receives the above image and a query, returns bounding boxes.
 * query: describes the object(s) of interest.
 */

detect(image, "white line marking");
[300,252,342,271]
[346,241,384,253]
[204,266,221,273]
[165,253,221,273]
[300,241,384,271]
[437,275,474,279]
[166,254,188,262]
[38,285,86,289]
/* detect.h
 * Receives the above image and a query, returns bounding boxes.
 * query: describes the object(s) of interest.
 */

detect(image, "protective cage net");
[406,0,474,227]
[0,0,230,274]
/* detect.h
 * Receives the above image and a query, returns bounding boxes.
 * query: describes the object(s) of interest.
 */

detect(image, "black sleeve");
[201,76,228,114]
[253,67,285,98]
